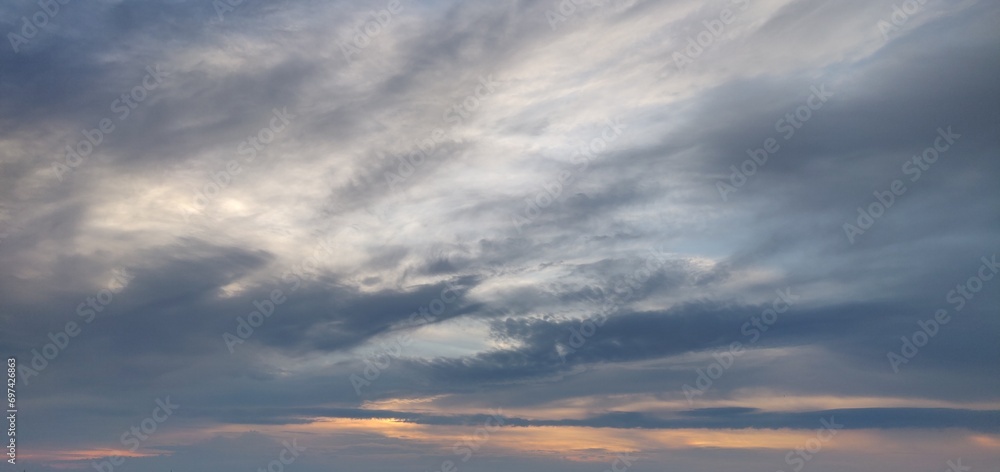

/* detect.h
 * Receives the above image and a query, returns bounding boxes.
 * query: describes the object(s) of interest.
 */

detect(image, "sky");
[0,0,999,471]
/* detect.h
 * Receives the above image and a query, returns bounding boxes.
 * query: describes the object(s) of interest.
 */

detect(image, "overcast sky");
[1,1,999,472]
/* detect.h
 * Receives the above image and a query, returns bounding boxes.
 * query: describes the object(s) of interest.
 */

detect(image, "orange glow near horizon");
[970,435,1000,449]
[356,392,1000,421]
[20,448,161,462]
[30,418,1000,467]
[211,417,940,461]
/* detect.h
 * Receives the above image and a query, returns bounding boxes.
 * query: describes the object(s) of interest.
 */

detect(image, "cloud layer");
[1,0,998,471]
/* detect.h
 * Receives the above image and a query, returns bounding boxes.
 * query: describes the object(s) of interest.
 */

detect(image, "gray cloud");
[2,0,999,471]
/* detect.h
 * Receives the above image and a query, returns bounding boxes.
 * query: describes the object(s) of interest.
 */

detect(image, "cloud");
[1,0,999,471]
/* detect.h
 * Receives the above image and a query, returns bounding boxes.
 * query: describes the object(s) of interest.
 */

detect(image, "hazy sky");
[1,1,998,472]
